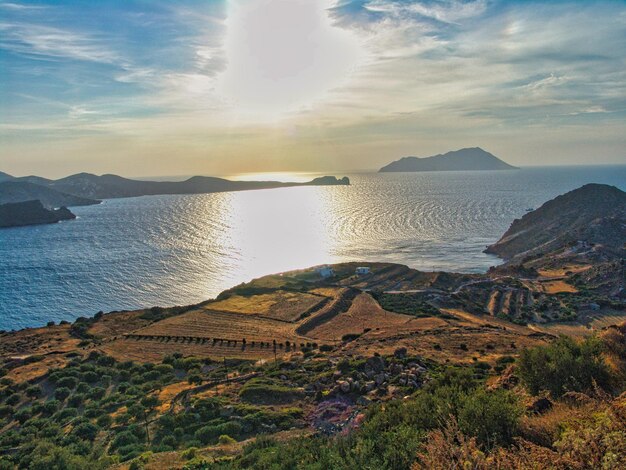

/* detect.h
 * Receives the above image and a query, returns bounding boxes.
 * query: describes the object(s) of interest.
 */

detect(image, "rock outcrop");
[0,200,76,228]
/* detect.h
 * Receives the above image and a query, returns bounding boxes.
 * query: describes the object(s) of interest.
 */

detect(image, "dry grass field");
[99,336,283,362]
[541,279,578,293]
[343,322,547,364]
[87,310,155,338]
[306,292,445,341]
[97,306,316,361]
[0,324,81,358]
[134,309,299,342]
[207,290,327,321]
[5,353,74,383]
[537,264,591,277]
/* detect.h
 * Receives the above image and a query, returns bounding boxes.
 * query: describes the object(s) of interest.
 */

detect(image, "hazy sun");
[217,0,362,120]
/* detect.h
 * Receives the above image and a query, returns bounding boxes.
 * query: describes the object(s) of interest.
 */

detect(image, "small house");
[355,266,370,275]
[316,266,335,278]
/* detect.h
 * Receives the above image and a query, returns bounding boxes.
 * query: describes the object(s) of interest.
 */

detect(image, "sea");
[1,165,625,330]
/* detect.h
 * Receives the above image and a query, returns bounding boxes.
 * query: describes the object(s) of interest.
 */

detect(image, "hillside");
[0,258,624,468]
[0,200,76,228]
[379,147,517,172]
[486,183,626,262]
[0,181,100,208]
[0,172,350,201]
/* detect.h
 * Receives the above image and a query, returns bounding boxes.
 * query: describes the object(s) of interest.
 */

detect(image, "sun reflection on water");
[225,186,335,280]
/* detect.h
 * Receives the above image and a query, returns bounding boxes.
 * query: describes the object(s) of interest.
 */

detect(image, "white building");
[355,266,370,275]
[316,266,335,278]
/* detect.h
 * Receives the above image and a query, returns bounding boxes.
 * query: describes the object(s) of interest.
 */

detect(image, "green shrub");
[96,414,112,427]
[181,447,197,460]
[458,389,522,448]
[14,407,32,424]
[72,422,99,441]
[82,371,99,383]
[218,434,237,445]
[6,393,21,406]
[54,387,71,401]
[239,379,304,405]
[53,407,78,422]
[111,431,139,450]
[341,333,361,342]
[57,377,78,390]
[25,385,42,398]
[68,393,84,408]
[0,405,13,419]
[87,387,106,400]
[518,335,611,396]
[195,422,242,445]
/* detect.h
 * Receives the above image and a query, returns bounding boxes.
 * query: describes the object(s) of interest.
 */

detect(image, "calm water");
[1,166,625,330]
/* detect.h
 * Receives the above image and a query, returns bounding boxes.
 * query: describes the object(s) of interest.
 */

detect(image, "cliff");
[485,183,626,262]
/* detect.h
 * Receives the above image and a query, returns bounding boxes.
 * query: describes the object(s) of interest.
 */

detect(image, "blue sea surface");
[1,166,625,330]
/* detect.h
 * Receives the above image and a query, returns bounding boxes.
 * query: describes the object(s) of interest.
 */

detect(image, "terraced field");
[306,293,442,341]
[100,335,286,362]
[134,309,302,343]
[207,290,327,322]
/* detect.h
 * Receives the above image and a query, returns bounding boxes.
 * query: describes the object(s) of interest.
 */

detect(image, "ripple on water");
[1,166,625,329]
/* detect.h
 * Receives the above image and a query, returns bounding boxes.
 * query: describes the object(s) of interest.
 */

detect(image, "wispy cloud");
[0,2,48,10]
[0,22,119,63]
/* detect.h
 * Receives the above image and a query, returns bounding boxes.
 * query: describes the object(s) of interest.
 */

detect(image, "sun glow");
[226,171,319,183]
[217,0,362,121]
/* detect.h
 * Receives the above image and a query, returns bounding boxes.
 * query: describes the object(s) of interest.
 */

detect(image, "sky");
[1,0,625,178]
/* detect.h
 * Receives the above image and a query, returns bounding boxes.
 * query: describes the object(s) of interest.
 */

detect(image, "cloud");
[0,22,119,63]
[364,0,488,24]
[0,2,47,10]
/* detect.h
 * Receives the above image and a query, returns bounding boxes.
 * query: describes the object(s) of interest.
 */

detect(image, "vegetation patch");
[371,292,442,317]
[238,378,304,405]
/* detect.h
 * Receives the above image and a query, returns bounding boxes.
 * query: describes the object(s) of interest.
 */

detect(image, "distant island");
[0,200,76,228]
[379,147,518,172]
[0,172,350,207]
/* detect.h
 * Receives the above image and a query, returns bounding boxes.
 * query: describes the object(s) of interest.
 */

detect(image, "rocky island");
[0,200,76,228]
[379,147,518,172]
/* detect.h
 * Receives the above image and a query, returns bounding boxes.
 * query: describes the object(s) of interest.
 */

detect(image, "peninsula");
[0,172,350,205]
[379,147,518,172]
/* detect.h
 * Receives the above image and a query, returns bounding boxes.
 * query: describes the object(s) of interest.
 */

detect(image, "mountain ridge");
[0,181,100,208]
[0,172,350,203]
